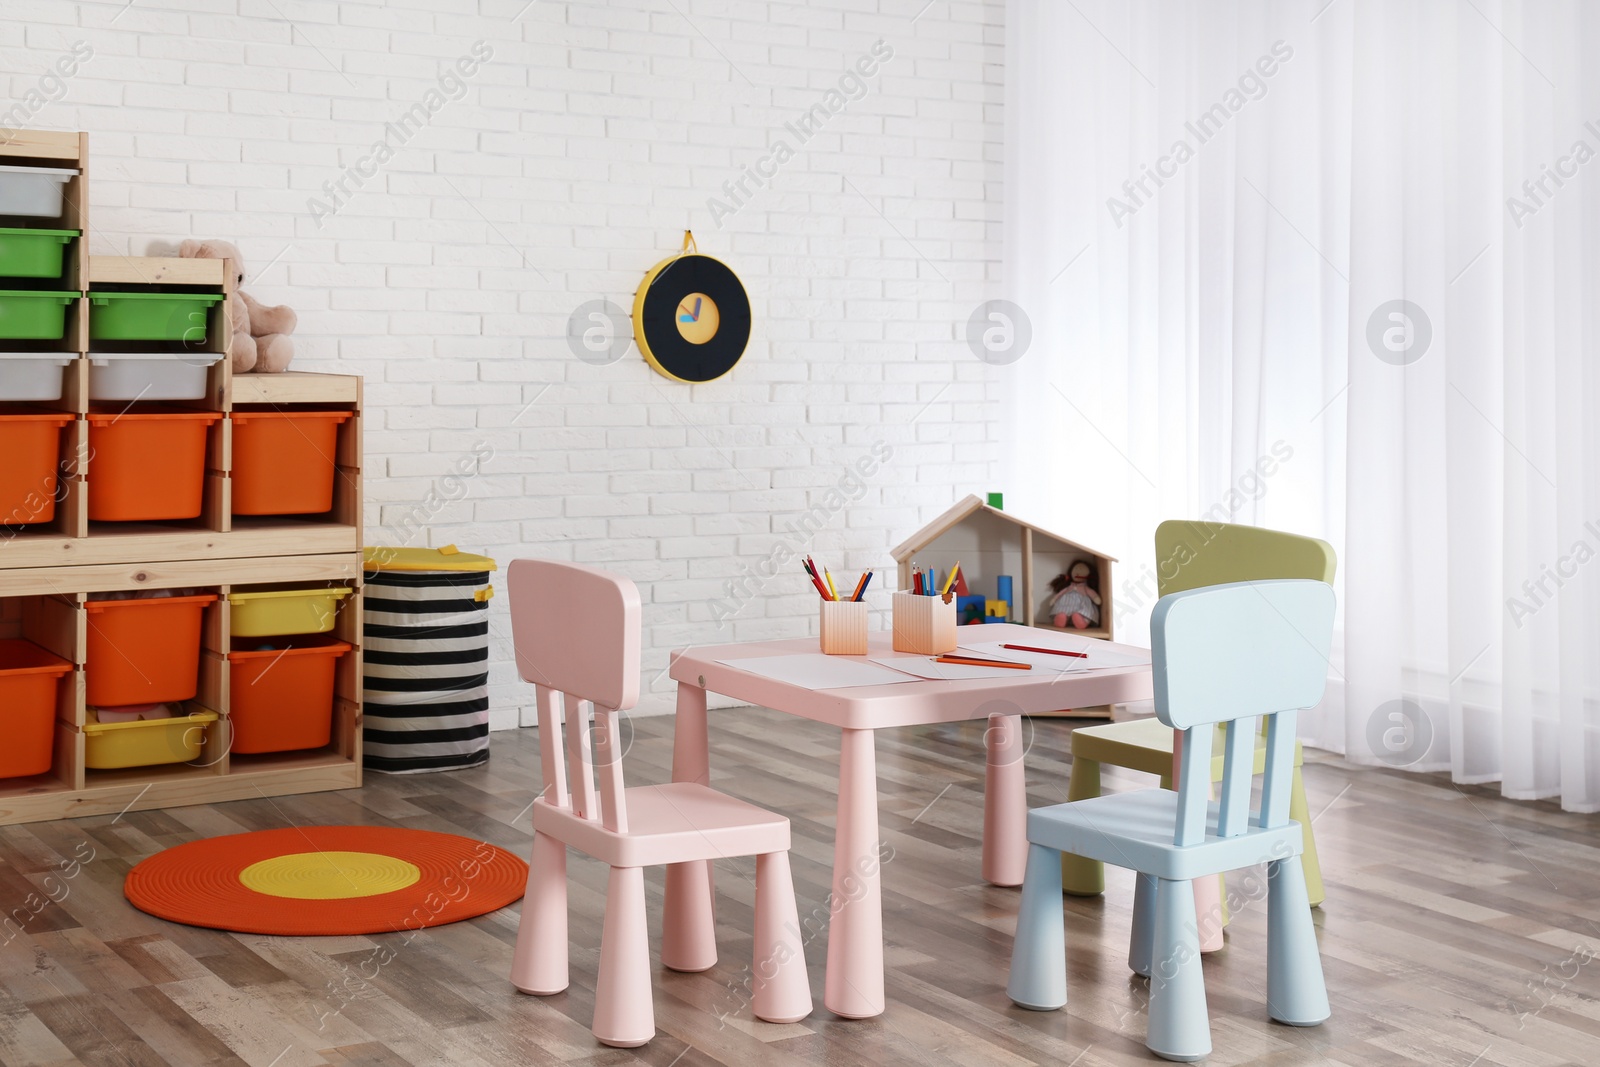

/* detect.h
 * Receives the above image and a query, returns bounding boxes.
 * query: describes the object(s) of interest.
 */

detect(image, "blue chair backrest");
[1150,580,1336,846]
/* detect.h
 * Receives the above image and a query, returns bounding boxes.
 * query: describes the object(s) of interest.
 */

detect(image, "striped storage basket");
[362,546,496,774]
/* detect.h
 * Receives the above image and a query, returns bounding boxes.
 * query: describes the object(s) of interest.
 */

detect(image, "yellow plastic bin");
[228,587,352,638]
[83,709,217,769]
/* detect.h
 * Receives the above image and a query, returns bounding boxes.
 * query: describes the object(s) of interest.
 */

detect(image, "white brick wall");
[8,0,1005,722]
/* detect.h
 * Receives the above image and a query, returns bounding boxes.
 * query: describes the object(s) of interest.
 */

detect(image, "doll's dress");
[1048,585,1100,625]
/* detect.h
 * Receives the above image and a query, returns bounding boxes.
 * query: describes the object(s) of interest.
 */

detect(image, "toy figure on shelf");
[1048,560,1102,629]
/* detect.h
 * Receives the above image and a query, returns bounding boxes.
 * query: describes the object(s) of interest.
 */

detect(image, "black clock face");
[634,253,751,383]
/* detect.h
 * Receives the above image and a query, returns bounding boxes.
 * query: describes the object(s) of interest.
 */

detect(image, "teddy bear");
[178,239,297,373]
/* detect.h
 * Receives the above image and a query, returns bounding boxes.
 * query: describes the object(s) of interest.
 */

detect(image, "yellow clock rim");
[632,251,746,384]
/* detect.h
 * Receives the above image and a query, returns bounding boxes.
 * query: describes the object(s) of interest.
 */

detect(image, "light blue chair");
[1007,579,1334,1062]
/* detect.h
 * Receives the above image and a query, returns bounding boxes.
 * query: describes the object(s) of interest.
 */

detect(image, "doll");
[1048,560,1102,629]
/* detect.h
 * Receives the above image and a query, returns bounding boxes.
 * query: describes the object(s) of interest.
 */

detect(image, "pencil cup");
[819,600,869,655]
[891,591,958,654]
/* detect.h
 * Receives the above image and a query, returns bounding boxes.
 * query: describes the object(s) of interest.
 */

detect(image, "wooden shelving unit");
[0,129,363,824]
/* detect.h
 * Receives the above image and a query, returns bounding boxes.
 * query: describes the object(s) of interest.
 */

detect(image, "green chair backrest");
[1152,520,1336,598]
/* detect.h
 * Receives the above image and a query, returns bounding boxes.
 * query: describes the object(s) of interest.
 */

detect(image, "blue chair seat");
[1027,791,1305,882]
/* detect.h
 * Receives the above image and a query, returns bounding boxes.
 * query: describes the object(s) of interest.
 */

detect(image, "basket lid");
[363,545,497,573]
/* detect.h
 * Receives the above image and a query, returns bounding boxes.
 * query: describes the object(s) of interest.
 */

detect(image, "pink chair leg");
[751,851,812,1024]
[824,727,885,1019]
[983,711,1028,887]
[1171,732,1225,953]
[510,829,568,995]
[592,865,654,1047]
[662,861,718,972]
[664,681,718,971]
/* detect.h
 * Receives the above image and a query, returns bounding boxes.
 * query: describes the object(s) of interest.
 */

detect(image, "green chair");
[1061,521,1333,910]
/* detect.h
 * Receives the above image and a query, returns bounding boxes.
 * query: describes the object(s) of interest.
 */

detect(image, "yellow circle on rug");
[239,851,421,900]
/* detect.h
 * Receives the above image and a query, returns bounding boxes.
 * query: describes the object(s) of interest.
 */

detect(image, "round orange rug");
[124,826,528,936]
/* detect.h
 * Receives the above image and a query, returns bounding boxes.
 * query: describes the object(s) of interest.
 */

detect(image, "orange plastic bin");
[88,410,220,522]
[85,594,216,706]
[0,412,72,525]
[228,636,351,754]
[0,639,71,778]
[231,410,352,516]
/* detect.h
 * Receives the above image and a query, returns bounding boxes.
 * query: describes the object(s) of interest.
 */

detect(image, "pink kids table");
[666,624,1154,1019]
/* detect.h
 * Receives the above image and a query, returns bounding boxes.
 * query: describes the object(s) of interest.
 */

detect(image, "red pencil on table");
[1000,643,1088,659]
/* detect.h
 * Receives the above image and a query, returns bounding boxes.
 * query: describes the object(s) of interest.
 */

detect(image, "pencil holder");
[891,591,958,654]
[819,599,869,655]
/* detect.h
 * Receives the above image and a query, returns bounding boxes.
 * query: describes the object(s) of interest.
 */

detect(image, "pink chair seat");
[534,782,790,868]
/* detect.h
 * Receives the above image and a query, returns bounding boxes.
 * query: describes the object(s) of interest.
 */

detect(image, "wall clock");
[633,231,751,383]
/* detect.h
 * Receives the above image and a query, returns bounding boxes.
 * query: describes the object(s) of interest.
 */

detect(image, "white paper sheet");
[866,654,1041,681]
[957,636,1151,672]
[715,652,923,690]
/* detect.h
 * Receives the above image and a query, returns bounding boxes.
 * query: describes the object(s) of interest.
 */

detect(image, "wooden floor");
[0,708,1596,1067]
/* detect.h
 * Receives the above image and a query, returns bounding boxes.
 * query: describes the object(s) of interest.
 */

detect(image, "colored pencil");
[824,569,839,601]
[1000,643,1088,659]
[847,571,868,603]
[855,571,874,601]
[940,562,961,596]
[934,654,1031,670]
[803,562,832,600]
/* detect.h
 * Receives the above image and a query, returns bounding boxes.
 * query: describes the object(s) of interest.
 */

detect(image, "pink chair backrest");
[508,559,642,833]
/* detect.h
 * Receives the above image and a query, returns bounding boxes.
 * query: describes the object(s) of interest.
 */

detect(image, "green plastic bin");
[89,291,225,343]
[0,228,78,279]
[0,291,77,340]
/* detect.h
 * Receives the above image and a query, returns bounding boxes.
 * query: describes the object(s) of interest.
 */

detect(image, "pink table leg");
[663,679,718,972]
[983,712,1027,886]
[824,727,885,1019]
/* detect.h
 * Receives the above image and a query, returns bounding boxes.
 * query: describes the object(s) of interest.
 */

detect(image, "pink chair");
[506,559,812,1047]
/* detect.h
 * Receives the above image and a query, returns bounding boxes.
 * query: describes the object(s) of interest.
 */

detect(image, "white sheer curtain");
[1001,0,1600,812]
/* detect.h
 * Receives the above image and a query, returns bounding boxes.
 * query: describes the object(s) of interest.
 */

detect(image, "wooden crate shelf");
[0,129,364,825]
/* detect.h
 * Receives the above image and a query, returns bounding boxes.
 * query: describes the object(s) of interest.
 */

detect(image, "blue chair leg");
[1266,857,1329,1026]
[1129,872,1156,977]
[1147,877,1210,1062]
[1008,843,1067,1011]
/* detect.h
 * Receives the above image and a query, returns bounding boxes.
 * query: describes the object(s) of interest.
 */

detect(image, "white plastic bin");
[89,352,224,402]
[0,166,77,218]
[0,352,73,401]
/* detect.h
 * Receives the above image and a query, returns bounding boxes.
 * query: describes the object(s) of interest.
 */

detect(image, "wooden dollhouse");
[891,495,1116,641]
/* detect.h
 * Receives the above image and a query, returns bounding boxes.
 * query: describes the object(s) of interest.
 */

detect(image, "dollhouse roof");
[890,495,1118,562]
